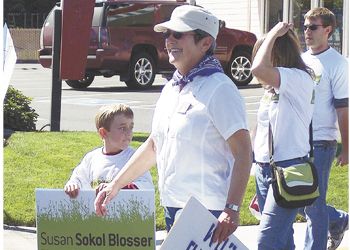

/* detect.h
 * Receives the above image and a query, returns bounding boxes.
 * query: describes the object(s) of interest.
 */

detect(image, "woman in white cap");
[94,5,252,243]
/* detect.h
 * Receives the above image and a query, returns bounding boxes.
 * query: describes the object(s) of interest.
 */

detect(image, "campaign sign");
[36,189,155,250]
[160,197,248,250]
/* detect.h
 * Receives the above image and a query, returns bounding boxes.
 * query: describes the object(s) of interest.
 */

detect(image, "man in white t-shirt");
[301,7,348,250]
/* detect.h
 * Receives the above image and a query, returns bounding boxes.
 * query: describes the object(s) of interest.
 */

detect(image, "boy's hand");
[122,183,138,189]
[64,184,80,198]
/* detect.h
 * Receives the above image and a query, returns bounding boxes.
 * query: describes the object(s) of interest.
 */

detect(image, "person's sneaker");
[327,221,349,250]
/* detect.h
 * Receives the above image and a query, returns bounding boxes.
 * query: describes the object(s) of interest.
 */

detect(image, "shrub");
[4,85,38,131]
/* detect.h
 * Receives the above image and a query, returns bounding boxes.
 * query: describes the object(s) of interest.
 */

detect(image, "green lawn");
[3,131,349,230]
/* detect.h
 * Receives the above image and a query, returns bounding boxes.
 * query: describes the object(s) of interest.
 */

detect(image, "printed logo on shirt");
[314,74,322,85]
[271,93,279,102]
[261,92,279,104]
[261,93,270,104]
[91,179,112,188]
[177,102,193,114]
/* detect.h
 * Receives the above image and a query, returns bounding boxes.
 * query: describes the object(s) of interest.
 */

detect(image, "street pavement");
[3,223,349,249]
[10,63,263,133]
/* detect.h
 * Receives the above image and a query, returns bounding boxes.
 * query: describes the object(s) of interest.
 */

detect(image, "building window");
[323,0,343,53]
[291,0,311,52]
[268,0,283,30]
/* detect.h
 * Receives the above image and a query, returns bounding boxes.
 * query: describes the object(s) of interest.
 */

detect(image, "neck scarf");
[172,55,224,90]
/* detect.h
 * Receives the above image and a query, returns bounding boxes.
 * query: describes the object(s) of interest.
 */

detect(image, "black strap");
[268,123,276,170]
[268,123,274,158]
[309,121,313,158]
[268,122,313,163]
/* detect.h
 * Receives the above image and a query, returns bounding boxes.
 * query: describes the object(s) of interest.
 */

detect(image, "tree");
[4,0,58,27]
[4,0,57,15]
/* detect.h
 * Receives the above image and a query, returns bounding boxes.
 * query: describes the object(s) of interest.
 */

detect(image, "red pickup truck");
[39,0,257,89]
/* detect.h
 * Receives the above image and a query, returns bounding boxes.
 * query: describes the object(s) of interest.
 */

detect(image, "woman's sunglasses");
[303,24,325,31]
[163,30,193,40]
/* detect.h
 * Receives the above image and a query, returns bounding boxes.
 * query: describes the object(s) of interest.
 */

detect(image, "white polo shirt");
[151,73,247,210]
[254,67,314,163]
[302,47,349,141]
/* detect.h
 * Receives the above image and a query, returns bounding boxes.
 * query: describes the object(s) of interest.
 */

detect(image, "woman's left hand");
[211,208,240,244]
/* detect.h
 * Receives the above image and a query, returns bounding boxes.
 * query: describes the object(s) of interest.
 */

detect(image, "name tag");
[177,102,192,114]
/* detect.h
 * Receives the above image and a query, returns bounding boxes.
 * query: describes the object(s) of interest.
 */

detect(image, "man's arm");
[212,129,252,243]
[336,107,348,165]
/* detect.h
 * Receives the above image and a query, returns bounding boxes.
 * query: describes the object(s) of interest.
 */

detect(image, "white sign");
[2,23,17,100]
[36,189,155,250]
[160,197,248,250]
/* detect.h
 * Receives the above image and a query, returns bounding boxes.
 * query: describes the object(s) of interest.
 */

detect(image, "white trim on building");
[196,0,262,37]
[196,0,348,56]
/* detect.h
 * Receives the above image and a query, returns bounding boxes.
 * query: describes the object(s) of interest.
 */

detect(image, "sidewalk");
[3,223,349,249]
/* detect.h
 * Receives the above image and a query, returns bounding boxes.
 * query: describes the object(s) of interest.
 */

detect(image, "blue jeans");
[164,206,222,232]
[299,140,348,250]
[255,157,308,250]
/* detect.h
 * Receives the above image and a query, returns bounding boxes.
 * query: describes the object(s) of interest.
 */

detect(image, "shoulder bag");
[269,123,320,208]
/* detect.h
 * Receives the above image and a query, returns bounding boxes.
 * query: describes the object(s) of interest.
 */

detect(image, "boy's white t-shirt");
[66,146,154,190]
[254,67,314,163]
[302,47,349,141]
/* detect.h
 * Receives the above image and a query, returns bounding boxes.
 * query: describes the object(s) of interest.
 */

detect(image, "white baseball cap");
[154,5,219,39]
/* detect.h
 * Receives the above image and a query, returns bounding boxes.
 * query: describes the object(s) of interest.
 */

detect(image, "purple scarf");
[172,55,224,90]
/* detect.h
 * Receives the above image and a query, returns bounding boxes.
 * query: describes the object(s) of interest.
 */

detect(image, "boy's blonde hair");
[304,7,336,37]
[95,104,133,131]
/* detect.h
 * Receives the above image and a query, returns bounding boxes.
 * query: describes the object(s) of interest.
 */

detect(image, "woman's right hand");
[95,182,108,196]
[269,22,293,38]
[94,182,119,216]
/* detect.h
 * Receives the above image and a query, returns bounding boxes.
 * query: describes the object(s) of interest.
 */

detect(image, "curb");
[4,223,349,250]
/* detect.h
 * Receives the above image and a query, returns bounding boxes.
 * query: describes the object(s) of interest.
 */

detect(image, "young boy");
[64,104,153,198]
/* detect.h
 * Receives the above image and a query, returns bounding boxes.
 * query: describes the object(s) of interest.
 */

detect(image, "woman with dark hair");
[251,22,315,249]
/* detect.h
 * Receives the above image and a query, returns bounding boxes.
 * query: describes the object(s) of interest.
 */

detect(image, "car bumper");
[38,48,128,71]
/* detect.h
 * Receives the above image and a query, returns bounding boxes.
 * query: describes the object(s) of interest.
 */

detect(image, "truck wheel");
[65,74,95,89]
[228,51,253,86]
[125,52,156,89]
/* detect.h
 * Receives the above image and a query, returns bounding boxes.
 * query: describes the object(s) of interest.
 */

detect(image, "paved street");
[9,63,263,133]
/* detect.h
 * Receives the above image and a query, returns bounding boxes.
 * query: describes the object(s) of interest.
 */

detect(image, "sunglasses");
[303,24,325,31]
[163,30,194,40]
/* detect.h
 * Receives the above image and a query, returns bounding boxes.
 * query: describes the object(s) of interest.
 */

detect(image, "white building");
[196,0,349,56]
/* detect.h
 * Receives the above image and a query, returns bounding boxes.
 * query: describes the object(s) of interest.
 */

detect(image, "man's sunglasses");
[303,24,325,31]
[163,30,193,40]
